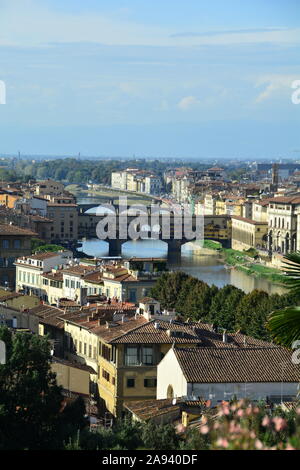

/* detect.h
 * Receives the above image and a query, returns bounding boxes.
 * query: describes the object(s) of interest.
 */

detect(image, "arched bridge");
[77,204,231,258]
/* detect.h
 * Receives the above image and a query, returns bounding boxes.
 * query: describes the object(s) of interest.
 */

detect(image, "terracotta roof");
[27,251,70,261]
[0,291,22,301]
[0,224,37,236]
[124,399,180,421]
[42,271,64,281]
[29,305,80,329]
[173,347,300,383]
[62,265,99,277]
[268,196,300,204]
[139,297,158,304]
[231,215,268,225]
[110,319,208,345]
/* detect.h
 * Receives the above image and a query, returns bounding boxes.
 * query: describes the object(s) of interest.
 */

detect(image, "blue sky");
[0,0,299,159]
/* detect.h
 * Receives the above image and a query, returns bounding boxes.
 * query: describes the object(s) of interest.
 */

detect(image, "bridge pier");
[108,239,123,257]
[167,239,182,262]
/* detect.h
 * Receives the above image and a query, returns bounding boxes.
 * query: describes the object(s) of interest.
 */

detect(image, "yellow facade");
[98,341,197,417]
[231,217,268,251]
[215,200,226,215]
[51,361,90,396]
[0,192,21,208]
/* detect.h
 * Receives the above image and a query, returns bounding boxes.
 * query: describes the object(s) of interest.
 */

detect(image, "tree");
[267,252,300,348]
[0,327,86,449]
[208,285,245,330]
[141,420,179,450]
[235,289,270,339]
[151,271,190,309]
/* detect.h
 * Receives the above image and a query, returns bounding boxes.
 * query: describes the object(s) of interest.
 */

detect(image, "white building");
[15,251,73,298]
[267,196,300,254]
[157,346,299,405]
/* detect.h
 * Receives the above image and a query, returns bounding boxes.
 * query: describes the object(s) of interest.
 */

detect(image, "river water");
[77,194,286,296]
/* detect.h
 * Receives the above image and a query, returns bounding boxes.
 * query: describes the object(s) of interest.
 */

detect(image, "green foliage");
[151,273,300,340]
[267,252,300,347]
[0,327,87,449]
[141,420,180,450]
[208,285,244,330]
[31,238,45,252]
[34,244,65,253]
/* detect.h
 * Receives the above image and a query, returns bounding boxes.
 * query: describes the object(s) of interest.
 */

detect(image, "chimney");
[154,321,159,329]
[121,314,125,323]
[222,330,228,343]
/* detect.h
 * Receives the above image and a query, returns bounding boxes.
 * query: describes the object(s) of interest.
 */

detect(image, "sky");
[0,0,299,159]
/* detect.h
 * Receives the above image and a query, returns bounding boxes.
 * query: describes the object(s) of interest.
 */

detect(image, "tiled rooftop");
[173,347,300,383]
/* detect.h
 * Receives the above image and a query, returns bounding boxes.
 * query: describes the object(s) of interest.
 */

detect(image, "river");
[76,194,286,296]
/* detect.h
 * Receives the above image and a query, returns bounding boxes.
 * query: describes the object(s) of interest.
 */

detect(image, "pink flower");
[255,439,264,450]
[262,416,270,427]
[200,425,209,435]
[272,417,287,432]
[216,438,229,448]
[236,409,244,417]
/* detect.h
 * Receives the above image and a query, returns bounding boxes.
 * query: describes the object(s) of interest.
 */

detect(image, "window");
[101,344,111,361]
[125,346,139,366]
[112,377,115,386]
[102,369,110,381]
[79,341,82,353]
[129,289,137,302]
[2,240,9,249]
[13,239,21,248]
[142,346,154,365]
[71,280,75,289]
[65,278,69,287]
[144,378,157,388]
[84,343,87,355]
[89,345,92,357]
[127,378,135,388]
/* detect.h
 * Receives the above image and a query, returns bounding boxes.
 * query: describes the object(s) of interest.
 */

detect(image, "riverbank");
[202,240,287,286]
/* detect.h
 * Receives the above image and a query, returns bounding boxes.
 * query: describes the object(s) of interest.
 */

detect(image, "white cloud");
[177,96,200,110]
[255,75,298,103]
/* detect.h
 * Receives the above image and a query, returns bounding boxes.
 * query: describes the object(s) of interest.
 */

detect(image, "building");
[51,356,96,398]
[15,250,73,298]
[91,313,207,417]
[0,188,23,208]
[157,346,300,405]
[35,179,65,197]
[111,169,162,195]
[0,223,37,288]
[47,203,79,242]
[0,288,40,310]
[252,199,269,222]
[267,196,300,254]
[0,303,40,332]
[231,216,268,251]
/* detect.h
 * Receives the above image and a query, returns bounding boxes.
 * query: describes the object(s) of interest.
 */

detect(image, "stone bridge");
[77,204,231,258]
